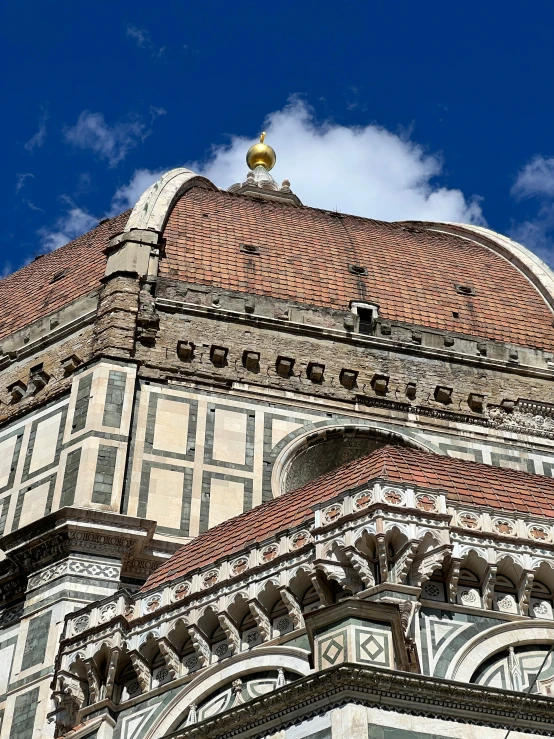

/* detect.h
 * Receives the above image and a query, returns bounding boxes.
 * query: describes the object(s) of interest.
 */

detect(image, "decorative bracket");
[248,599,271,640]
[187,625,211,667]
[518,570,535,615]
[343,547,375,587]
[482,564,498,610]
[128,651,151,693]
[279,587,304,629]
[217,613,241,655]
[158,637,181,680]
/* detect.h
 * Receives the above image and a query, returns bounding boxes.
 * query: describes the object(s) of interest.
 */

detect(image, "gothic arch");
[446,620,554,682]
[142,647,310,739]
[271,422,442,496]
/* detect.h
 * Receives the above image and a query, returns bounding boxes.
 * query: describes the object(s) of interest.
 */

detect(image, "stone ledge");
[168,662,554,739]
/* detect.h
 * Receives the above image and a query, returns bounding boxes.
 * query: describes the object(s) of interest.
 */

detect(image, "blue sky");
[3,1,554,275]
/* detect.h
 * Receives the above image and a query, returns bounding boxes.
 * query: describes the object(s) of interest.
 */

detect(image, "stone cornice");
[155,297,554,379]
[166,662,554,738]
[0,507,157,577]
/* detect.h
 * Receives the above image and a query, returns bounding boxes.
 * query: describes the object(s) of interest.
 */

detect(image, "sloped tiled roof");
[161,187,554,351]
[4,186,554,351]
[142,445,554,591]
[0,211,129,340]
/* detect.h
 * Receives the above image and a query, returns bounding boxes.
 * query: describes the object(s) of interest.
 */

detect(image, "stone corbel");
[247,599,271,640]
[84,658,101,704]
[411,545,451,587]
[400,600,420,639]
[313,557,360,593]
[309,570,334,606]
[104,229,161,279]
[343,547,375,588]
[128,651,151,693]
[482,564,497,610]
[104,647,121,701]
[376,534,389,583]
[394,539,421,585]
[50,672,86,735]
[279,587,304,629]
[518,570,535,615]
[399,600,421,672]
[446,558,461,603]
[187,625,211,667]
[158,637,181,680]
[217,613,241,655]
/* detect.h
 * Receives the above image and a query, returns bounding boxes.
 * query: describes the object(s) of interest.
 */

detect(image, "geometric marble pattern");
[316,621,393,670]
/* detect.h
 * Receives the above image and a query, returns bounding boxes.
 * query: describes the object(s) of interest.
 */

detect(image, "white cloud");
[190,98,485,224]
[38,99,488,262]
[24,105,49,152]
[38,197,98,252]
[15,173,34,193]
[510,155,554,267]
[64,111,151,167]
[512,156,554,200]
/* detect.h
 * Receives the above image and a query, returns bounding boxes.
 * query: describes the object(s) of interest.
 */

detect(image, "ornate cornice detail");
[173,663,554,738]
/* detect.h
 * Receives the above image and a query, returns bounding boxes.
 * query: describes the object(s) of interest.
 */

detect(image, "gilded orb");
[246,132,276,171]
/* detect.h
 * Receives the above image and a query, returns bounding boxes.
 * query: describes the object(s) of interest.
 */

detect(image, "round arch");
[142,647,310,739]
[125,168,217,233]
[271,421,443,497]
[446,619,554,682]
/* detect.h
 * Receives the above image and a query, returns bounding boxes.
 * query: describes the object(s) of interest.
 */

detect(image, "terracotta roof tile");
[142,446,554,591]
[0,211,129,340]
[161,188,554,350]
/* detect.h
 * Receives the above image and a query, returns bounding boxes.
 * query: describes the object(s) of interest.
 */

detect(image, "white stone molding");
[446,619,554,681]
[141,647,311,739]
[125,168,217,234]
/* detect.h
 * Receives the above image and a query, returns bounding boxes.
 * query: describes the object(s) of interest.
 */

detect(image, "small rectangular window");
[358,308,373,335]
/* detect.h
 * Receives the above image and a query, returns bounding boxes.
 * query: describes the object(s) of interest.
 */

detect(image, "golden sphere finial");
[246,131,276,171]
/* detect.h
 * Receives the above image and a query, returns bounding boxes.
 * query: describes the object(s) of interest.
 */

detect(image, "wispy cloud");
[345,86,368,112]
[510,155,554,267]
[192,97,485,225]
[24,104,49,152]
[512,156,554,200]
[38,196,98,252]
[149,105,167,123]
[25,200,45,214]
[126,24,166,57]
[64,110,151,167]
[15,173,34,193]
